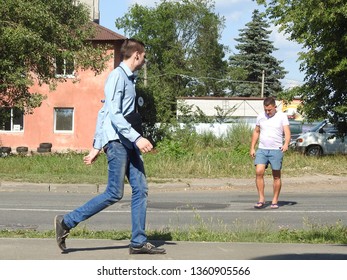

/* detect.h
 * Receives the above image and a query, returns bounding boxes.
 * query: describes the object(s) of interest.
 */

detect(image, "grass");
[1,123,346,183]
[1,149,346,184]
[1,216,346,244]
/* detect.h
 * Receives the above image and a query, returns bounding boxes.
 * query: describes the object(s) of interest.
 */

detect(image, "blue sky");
[99,0,304,89]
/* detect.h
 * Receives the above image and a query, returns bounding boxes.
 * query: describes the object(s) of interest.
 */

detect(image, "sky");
[98,0,305,89]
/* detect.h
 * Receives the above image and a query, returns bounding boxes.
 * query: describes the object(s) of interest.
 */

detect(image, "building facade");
[0,4,126,153]
[76,0,100,23]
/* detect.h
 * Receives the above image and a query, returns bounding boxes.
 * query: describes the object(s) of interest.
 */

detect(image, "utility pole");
[143,62,148,87]
[261,70,265,98]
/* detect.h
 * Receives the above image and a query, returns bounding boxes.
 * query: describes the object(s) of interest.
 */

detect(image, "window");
[54,108,74,132]
[0,107,24,132]
[55,56,75,77]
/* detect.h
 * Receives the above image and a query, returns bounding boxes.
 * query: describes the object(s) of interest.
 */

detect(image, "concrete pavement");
[0,238,346,260]
[1,175,347,194]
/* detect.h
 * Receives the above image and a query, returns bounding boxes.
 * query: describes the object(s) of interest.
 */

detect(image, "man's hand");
[250,147,256,158]
[135,137,153,153]
[83,148,101,165]
[281,143,289,152]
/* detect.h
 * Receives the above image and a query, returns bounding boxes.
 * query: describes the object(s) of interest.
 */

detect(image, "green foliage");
[1,218,346,244]
[115,0,227,122]
[258,0,347,123]
[214,105,237,123]
[177,100,210,123]
[1,124,347,182]
[229,9,287,97]
[224,122,253,155]
[0,0,110,112]
[277,220,347,244]
[0,151,108,184]
[156,138,191,159]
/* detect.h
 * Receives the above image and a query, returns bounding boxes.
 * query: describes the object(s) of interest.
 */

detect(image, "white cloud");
[224,11,243,22]
[269,24,294,47]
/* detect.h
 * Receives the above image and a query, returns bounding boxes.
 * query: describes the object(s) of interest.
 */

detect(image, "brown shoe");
[129,242,166,254]
[54,215,70,252]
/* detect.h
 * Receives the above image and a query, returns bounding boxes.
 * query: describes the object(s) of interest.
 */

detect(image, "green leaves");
[260,0,347,123]
[0,0,109,112]
[229,9,286,97]
[116,0,227,122]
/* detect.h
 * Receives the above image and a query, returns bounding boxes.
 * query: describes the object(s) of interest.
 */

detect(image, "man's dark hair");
[121,38,145,59]
[263,96,276,106]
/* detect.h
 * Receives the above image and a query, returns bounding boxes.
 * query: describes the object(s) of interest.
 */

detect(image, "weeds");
[1,217,346,244]
[1,122,346,182]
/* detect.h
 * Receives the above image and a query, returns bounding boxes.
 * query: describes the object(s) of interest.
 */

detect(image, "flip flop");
[254,202,266,209]
[270,203,279,209]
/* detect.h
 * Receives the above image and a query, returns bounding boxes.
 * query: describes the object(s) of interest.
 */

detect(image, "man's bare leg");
[271,170,282,205]
[255,164,266,205]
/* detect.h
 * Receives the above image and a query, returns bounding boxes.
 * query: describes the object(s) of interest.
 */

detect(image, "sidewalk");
[1,175,347,193]
[0,238,346,260]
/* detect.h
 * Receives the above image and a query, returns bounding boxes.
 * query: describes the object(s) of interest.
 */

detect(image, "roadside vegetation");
[0,216,346,245]
[1,123,346,184]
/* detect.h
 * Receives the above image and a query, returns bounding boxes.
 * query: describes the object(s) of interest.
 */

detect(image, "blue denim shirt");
[92,62,140,150]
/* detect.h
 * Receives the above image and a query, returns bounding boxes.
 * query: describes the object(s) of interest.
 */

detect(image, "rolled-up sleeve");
[92,104,105,150]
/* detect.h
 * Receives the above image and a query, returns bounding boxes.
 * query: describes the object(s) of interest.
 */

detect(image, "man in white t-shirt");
[250,97,291,209]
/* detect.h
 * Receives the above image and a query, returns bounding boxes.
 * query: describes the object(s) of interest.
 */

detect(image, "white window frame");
[0,107,24,132]
[55,56,75,78]
[54,107,74,133]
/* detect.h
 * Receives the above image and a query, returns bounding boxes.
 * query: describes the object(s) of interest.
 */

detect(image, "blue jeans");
[63,140,148,247]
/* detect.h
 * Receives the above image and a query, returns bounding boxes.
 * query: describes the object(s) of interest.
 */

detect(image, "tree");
[0,0,110,113]
[257,0,347,123]
[115,0,227,122]
[228,9,287,97]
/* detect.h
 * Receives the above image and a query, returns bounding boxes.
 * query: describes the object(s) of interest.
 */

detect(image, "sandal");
[270,203,279,209]
[254,202,266,209]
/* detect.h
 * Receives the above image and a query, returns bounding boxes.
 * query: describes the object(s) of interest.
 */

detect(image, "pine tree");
[228,9,287,97]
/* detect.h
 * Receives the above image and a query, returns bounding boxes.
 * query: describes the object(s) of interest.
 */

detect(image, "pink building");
[0,24,126,153]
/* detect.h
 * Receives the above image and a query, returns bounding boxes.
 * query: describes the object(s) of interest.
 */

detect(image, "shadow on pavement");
[252,253,347,260]
[62,240,171,254]
[63,244,129,254]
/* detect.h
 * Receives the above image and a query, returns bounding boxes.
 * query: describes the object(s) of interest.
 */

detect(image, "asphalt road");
[0,176,346,232]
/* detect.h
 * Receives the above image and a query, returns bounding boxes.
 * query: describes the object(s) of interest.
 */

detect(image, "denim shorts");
[254,148,283,170]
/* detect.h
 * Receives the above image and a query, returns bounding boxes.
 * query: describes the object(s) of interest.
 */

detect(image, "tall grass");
[1,123,346,183]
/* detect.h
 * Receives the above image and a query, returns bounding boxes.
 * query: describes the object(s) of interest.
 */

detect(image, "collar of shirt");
[119,62,136,82]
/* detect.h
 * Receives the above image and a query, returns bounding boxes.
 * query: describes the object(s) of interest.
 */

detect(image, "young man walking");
[54,38,165,254]
[250,97,291,209]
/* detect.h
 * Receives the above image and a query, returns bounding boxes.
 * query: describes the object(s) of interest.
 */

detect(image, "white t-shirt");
[256,111,289,149]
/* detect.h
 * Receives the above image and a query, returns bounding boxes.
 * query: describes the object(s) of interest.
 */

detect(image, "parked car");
[289,120,303,145]
[293,119,347,156]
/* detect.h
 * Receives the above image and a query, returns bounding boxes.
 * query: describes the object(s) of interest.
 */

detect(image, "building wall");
[0,47,121,153]
[177,97,284,118]
[77,0,100,23]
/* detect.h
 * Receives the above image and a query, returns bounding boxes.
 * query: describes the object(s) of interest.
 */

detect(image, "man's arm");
[282,125,291,152]
[250,125,260,158]
[83,105,104,165]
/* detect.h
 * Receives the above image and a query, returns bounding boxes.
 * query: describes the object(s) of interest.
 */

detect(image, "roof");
[90,22,127,41]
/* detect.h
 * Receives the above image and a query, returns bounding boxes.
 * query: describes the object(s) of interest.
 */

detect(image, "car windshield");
[308,120,327,132]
